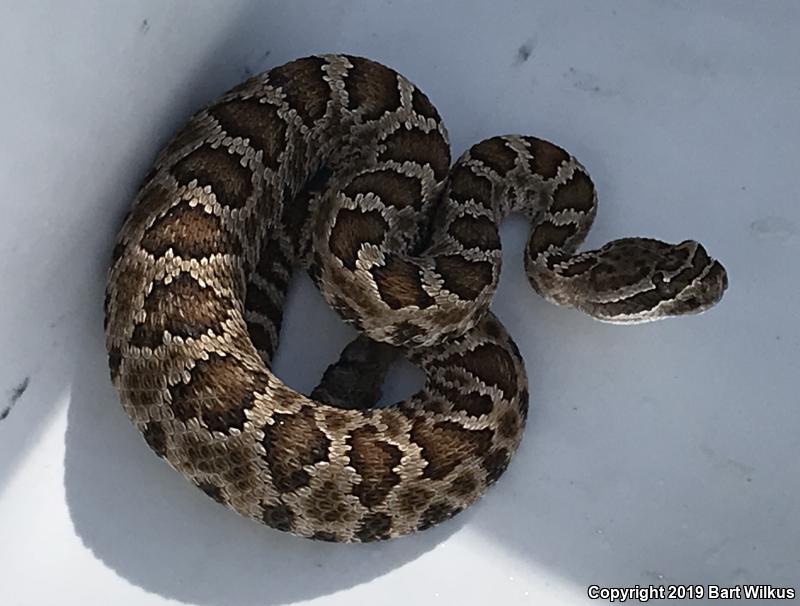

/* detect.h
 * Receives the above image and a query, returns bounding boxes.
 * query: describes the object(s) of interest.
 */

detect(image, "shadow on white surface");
[63,274,457,606]
[56,4,452,603]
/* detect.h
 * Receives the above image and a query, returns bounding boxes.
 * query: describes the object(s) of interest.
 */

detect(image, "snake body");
[104,55,727,542]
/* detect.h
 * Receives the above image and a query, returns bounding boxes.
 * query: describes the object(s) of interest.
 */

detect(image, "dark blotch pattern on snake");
[104,55,727,542]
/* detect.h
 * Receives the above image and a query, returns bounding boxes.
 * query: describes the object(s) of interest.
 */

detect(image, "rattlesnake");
[104,54,727,542]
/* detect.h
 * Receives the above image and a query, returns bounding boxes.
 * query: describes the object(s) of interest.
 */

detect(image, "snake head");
[556,238,728,324]
[649,239,728,320]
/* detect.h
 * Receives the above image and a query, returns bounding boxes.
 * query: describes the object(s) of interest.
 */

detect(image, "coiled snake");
[104,55,727,542]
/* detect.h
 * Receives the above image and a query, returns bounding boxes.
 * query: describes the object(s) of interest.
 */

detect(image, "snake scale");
[104,55,727,542]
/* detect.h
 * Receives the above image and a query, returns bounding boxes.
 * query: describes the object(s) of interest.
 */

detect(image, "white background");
[1,2,798,605]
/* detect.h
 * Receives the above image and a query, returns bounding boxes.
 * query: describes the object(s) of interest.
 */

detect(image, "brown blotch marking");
[142,422,167,458]
[268,56,330,127]
[448,343,518,400]
[448,164,494,208]
[483,448,511,484]
[261,503,295,532]
[518,387,530,422]
[590,240,669,292]
[347,426,402,508]
[356,512,394,542]
[689,242,711,273]
[169,352,267,433]
[108,348,122,383]
[411,87,440,122]
[244,281,283,329]
[449,472,479,499]
[524,136,570,179]
[196,481,225,504]
[551,169,595,213]
[528,220,577,257]
[210,99,287,168]
[103,289,113,319]
[434,382,493,417]
[261,406,331,493]
[255,238,292,294]
[434,254,494,300]
[469,137,517,176]
[455,391,494,417]
[344,56,402,121]
[323,409,350,440]
[448,215,500,251]
[418,502,462,531]
[410,420,493,480]
[140,202,239,258]
[344,169,423,210]
[379,128,450,181]
[131,273,230,349]
[109,244,127,276]
[284,166,332,251]
[172,144,253,209]
[329,208,388,270]
[498,409,521,440]
[544,252,570,270]
[124,184,175,235]
[591,260,649,293]
[481,316,502,339]
[507,336,523,361]
[371,256,433,310]
[247,321,276,364]
[312,531,339,542]
[595,290,662,319]
[161,117,208,160]
[398,484,434,516]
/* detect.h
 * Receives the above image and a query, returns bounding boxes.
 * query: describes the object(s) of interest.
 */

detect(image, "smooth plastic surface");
[1,2,797,605]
